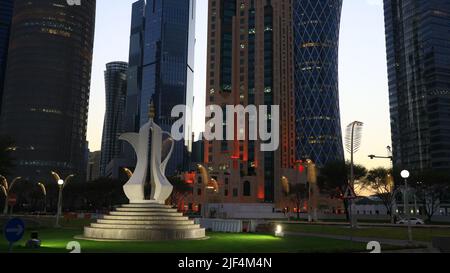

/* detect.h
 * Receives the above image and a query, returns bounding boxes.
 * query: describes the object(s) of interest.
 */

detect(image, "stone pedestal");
[81,203,205,241]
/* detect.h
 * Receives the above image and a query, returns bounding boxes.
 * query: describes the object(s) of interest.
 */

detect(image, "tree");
[411,169,450,223]
[168,175,192,210]
[317,160,367,220]
[361,167,396,222]
[0,135,15,176]
[289,183,308,220]
[54,177,128,212]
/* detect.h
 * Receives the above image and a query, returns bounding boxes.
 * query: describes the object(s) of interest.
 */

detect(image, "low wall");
[194,218,263,233]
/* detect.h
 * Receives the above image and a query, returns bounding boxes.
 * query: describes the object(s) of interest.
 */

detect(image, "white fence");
[194,218,262,233]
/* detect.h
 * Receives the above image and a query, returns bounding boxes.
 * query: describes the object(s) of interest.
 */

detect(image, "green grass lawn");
[282,223,450,242]
[0,228,375,253]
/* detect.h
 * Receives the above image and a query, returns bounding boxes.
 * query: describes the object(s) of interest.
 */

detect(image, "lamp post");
[122,168,133,179]
[56,179,64,227]
[345,121,364,228]
[295,159,317,222]
[0,175,22,215]
[306,160,312,222]
[51,171,75,228]
[37,182,47,214]
[369,147,396,223]
[400,169,413,244]
[305,159,318,222]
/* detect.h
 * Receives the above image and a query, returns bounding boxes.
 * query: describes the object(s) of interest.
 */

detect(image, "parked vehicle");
[396,217,425,225]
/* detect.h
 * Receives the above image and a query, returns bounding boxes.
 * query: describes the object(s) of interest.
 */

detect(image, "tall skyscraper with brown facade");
[200,0,299,207]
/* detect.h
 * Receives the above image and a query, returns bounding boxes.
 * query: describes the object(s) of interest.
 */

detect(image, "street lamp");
[400,170,410,215]
[275,224,284,237]
[369,146,396,222]
[400,169,413,244]
[345,121,364,228]
[0,175,22,215]
[37,182,47,214]
[122,168,133,179]
[305,159,318,222]
[51,171,75,228]
[295,159,317,222]
[206,178,219,193]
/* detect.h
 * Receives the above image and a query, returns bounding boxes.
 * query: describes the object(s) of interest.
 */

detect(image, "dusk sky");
[87,0,391,170]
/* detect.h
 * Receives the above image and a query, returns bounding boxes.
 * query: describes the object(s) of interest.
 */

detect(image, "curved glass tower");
[0,0,96,181]
[100,62,128,176]
[293,0,344,166]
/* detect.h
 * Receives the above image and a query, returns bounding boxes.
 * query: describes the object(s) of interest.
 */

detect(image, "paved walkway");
[276,220,450,229]
[285,231,440,253]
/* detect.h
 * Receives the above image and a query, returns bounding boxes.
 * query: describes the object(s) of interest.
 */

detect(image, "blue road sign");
[4,218,25,243]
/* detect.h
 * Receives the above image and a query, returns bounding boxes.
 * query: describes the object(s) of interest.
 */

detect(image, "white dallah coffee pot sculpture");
[119,104,174,204]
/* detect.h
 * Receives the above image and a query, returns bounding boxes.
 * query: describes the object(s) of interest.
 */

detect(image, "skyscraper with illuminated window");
[122,0,196,176]
[293,0,345,166]
[384,0,450,170]
[0,0,13,116]
[0,0,96,182]
[200,0,299,208]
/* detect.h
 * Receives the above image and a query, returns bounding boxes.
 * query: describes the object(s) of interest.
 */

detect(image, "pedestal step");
[110,211,183,216]
[116,207,176,213]
[84,226,206,241]
[82,203,206,241]
[103,215,188,221]
[122,203,172,209]
[97,219,195,225]
[91,223,201,230]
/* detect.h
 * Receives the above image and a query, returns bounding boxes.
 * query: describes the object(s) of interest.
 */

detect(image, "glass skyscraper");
[293,0,344,167]
[124,0,145,135]
[122,0,146,172]
[0,0,96,182]
[0,0,13,115]
[123,0,196,175]
[100,62,128,176]
[384,0,450,170]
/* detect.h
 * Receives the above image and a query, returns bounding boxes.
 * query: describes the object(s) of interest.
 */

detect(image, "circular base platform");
[82,203,206,241]
[129,200,162,204]
[74,235,210,242]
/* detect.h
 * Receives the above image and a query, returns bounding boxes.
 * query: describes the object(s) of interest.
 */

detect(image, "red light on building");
[231,154,240,169]
[184,172,196,184]
[243,146,248,161]
[257,186,265,199]
[178,200,185,212]
[295,160,305,172]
